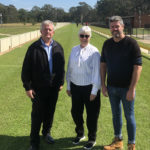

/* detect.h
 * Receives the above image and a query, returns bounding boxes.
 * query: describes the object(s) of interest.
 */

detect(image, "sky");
[0,0,98,12]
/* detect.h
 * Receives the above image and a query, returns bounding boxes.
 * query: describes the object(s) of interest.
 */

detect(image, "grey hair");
[78,26,92,37]
[40,20,55,31]
[109,16,124,26]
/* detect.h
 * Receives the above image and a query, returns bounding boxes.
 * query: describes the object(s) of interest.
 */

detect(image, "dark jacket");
[21,39,65,91]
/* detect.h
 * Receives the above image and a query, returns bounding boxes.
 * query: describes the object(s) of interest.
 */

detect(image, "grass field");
[0,23,57,37]
[0,35,8,38]
[0,23,40,35]
[90,26,111,36]
[0,24,150,150]
[90,25,150,51]
[133,28,150,35]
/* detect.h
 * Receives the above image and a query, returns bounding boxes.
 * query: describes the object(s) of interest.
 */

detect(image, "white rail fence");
[0,22,70,54]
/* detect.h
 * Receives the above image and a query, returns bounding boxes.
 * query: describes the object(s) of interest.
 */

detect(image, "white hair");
[78,26,92,37]
[40,20,55,31]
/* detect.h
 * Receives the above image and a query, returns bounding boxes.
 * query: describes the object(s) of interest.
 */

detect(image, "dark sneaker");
[43,133,55,144]
[84,141,96,150]
[72,135,85,144]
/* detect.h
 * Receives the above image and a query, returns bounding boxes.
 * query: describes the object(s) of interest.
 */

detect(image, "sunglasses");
[80,34,90,39]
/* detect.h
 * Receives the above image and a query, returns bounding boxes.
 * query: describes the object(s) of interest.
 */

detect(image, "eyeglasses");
[80,34,90,39]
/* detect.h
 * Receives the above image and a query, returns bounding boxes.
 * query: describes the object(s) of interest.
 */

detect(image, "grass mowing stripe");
[0,65,21,67]
[0,24,150,150]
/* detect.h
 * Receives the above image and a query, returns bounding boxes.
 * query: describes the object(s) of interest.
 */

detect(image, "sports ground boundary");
[0,22,70,56]
[92,29,150,55]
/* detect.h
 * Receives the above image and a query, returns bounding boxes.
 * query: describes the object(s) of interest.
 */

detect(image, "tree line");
[97,0,150,22]
[0,0,150,24]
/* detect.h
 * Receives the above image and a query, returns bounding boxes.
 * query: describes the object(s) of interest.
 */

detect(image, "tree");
[0,4,18,23]
[30,6,43,23]
[69,2,93,23]
[41,4,56,21]
[56,8,65,22]
[69,7,79,22]
[0,3,6,23]
[77,2,92,23]
[130,0,150,14]
[6,5,18,23]
[96,0,150,23]
[18,8,28,23]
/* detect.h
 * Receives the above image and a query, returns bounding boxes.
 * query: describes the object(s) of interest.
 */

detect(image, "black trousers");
[30,86,59,147]
[70,82,101,141]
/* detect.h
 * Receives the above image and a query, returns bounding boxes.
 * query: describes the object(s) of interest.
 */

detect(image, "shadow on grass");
[0,135,104,150]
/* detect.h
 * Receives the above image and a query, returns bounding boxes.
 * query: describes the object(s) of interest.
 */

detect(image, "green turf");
[90,26,150,51]
[133,28,150,35]
[0,25,40,35]
[0,24,150,150]
[133,39,150,51]
[0,35,8,38]
[90,26,111,36]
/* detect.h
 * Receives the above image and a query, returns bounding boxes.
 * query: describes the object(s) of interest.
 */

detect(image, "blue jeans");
[107,86,136,144]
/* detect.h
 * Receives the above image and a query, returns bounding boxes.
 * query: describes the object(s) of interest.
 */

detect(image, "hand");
[59,86,63,91]
[66,90,72,97]
[126,89,135,101]
[102,85,108,97]
[26,90,36,99]
[90,94,96,101]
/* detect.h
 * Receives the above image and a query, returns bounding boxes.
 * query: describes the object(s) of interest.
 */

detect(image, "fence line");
[0,30,41,54]
[92,29,150,55]
[0,22,70,55]
[125,28,150,40]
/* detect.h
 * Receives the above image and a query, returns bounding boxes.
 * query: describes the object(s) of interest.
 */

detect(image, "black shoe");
[83,141,96,150]
[72,135,85,145]
[28,146,39,150]
[43,133,55,144]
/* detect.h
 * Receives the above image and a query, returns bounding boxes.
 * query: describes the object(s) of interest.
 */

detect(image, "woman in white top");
[66,26,101,150]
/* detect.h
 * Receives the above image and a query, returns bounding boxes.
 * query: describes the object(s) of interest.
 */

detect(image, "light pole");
[81,14,83,25]
[0,13,2,24]
[139,9,141,28]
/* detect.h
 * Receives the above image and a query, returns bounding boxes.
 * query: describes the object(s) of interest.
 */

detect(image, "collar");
[40,38,53,47]
[76,44,90,57]
[80,43,90,50]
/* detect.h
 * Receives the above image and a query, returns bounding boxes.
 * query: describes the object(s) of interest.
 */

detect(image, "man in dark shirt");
[21,20,65,150]
[100,16,142,150]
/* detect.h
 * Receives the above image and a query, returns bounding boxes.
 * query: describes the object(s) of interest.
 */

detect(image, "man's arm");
[58,46,65,87]
[100,62,108,97]
[52,42,65,88]
[126,65,142,101]
[21,48,32,91]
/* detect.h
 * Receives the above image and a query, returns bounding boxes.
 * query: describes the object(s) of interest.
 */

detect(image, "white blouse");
[66,44,101,95]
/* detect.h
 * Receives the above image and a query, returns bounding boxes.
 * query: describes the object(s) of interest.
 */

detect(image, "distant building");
[134,14,150,28]
[107,14,150,28]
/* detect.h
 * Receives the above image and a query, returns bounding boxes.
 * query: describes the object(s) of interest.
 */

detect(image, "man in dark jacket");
[21,20,65,150]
